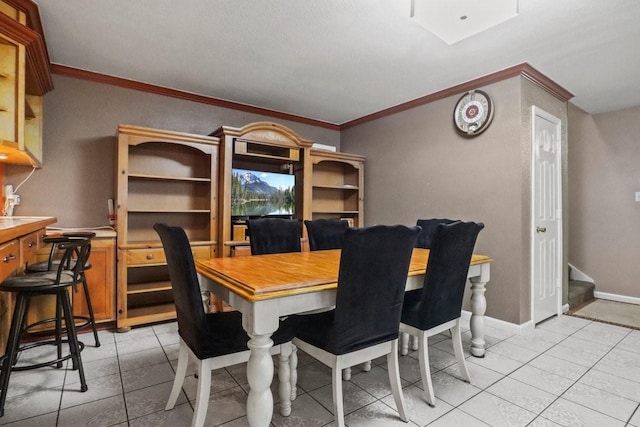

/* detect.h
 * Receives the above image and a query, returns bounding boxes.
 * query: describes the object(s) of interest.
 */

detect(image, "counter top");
[0,216,57,244]
[45,226,116,239]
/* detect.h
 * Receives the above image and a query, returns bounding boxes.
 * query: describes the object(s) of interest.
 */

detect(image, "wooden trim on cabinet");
[50,64,341,131]
[0,13,53,95]
[340,63,574,130]
[2,0,46,42]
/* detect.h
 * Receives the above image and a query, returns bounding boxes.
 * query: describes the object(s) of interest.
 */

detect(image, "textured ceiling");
[36,0,640,124]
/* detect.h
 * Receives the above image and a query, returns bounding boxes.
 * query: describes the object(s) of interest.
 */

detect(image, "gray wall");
[13,70,638,325]
[4,75,340,227]
[568,104,640,298]
[341,77,568,325]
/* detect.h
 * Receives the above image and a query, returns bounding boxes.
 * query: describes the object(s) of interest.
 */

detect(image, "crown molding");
[49,64,340,131]
[340,63,573,130]
[50,61,572,132]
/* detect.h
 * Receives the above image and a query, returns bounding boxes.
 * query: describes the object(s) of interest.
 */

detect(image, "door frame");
[530,106,563,323]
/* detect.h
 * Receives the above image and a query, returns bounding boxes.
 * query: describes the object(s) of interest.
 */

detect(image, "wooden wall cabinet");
[0,0,53,167]
[310,150,365,227]
[116,125,219,330]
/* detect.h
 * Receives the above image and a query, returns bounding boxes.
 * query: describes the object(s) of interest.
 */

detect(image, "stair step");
[568,279,595,310]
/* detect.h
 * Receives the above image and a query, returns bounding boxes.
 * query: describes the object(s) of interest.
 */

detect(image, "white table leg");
[278,344,292,417]
[342,367,351,380]
[290,344,298,400]
[246,333,274,427]
[400,332,409,355]
[469,265,489,357]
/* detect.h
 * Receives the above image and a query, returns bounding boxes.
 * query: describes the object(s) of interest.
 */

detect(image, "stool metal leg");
[60,289,87,392]
[81,275,100,347]
[0,293,29,417]
[55,294,63,369]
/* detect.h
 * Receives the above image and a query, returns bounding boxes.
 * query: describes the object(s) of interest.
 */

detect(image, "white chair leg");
[451,321,471,382]
[400,332,409,355]
[363,360,371,372]
[332,364,346,427]
[387,340,408,422]
[290,344,298,401]
[165,341,189,410]
[342,367,351,380]
[278,343,292,416]
[192,359,212,427]
[418,332,435,406]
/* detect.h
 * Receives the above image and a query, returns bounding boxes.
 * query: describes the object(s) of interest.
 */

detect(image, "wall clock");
[453,90,494,136]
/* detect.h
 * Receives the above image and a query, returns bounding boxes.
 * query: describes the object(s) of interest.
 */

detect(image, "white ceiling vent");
[411,0,519,45]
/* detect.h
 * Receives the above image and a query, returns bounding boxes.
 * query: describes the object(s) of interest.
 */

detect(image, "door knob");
[536,226,547,233]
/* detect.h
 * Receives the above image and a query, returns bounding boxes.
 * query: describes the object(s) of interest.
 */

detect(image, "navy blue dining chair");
[415,218,459,249]
[304,218,349,251]
[400,220,484,406]
[293,224,420,426]
[246,218,302,255]
[154,223,296,427]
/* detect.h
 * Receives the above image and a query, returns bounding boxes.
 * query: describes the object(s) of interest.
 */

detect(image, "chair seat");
[0,271,76,292]
[183,310,296,360]
[399,288,453,331]
[295,309,398,356]
[26,260,92,274]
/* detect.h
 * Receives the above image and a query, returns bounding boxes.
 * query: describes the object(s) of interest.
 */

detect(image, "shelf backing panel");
[126,212,212,243]
[128,142,212,179]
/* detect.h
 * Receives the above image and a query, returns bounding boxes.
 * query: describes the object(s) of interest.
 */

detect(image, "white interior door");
[532,106,563,324]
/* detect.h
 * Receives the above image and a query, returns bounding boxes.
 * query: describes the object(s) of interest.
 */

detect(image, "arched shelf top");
[118,124,219,155]
[212,121,314,149]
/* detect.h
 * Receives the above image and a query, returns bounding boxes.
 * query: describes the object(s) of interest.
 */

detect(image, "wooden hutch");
[116,121,364,327]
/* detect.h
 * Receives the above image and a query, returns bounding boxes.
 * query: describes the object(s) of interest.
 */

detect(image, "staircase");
[568,266,595,310]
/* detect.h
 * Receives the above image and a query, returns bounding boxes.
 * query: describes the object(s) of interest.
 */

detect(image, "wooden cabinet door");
[73,238,115,322]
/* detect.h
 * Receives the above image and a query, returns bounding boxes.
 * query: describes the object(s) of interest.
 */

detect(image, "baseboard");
[568,263,594,282]
[594,291,640,305]
[562,303,570,313]
[461,310,535,335]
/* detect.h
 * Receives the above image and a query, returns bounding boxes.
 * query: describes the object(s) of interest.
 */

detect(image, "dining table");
[196,247,491,427]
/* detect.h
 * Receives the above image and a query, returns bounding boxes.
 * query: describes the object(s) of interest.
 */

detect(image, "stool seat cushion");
[26,261,92,274]
[0,271,76,292]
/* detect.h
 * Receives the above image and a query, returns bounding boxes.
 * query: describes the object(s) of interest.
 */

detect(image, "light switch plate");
[636,192,640,202]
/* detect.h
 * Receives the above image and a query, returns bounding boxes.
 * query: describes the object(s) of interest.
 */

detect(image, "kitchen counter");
[0,216,57,354]
[0,216,57,244]
[44,226,116,239]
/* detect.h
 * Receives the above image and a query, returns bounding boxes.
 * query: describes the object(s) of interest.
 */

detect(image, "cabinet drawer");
[0,240,20,281]
[126,248,166,266]
[126,246,211,266]
[19,230,42,264]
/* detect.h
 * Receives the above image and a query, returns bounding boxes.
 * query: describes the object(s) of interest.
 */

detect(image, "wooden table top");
[196,248,491,302]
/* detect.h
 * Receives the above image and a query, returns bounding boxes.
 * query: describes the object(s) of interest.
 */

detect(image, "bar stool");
[0,236,91,417]
[25,231,100,347]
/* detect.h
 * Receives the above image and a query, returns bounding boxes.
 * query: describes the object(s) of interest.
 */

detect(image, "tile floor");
[1,314,640,426]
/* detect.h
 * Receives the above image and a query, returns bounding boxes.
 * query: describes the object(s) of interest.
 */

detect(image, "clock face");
[453,90,494,136]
